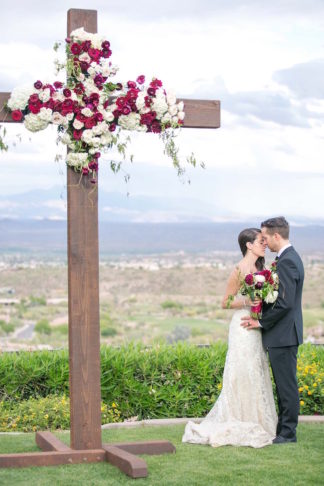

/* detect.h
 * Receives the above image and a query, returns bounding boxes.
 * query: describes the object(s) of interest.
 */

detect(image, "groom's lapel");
[278,246,294,259]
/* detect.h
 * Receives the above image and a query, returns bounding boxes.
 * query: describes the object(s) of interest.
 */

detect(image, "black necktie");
[275,256,279,261]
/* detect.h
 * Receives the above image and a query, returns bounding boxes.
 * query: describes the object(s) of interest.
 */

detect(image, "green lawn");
[0,424,323,485]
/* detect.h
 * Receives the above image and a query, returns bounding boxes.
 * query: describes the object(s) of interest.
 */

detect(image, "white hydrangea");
[100,132,113,145]
[81,107,93,117]
[24,113,49,132]
[161,113,172,124]
[265,290,278,304]
[136,92,146,111]
[7,85,36,110]
[152,96,168,119]
[168,105,178,116]
[166,90,177,105]
[39,107,53,122]
[177,101,184,111]
[81,129,94,144]
[66,152,89,167]
[118,113,141,131]
[178,111,185,121]
[60,133,71,145]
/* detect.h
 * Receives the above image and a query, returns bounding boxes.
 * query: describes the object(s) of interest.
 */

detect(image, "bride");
[182,228,277,448]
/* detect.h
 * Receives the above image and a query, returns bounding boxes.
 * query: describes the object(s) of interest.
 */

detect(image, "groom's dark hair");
[261,216,289,239]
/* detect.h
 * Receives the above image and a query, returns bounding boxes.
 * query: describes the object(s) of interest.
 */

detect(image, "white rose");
[66,113,74,121]
[265,290,278,304]
[177,101,184,111]
[161,113,172,124]
[178,111,185,121]
[81,107,93,117]
[70,27,89,42]
[255,275,266,283]
[73,119,84,130]
[104,111,114,122]
[136,93,146,111]
[61,133,71,144]
[52,112,64,125]
[79,52,91,63]
[100,132,113,145]
[39,88,51,103]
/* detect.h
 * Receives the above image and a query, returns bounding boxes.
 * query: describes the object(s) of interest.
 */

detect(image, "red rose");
[84,117,96,129]
[54,81,63,89]
[109,123,116,132]
[88,48,101,61]
[81,40,91,52]
[94,112,103,122]
[34,80,42,89]
[82,167,89,175]
[80,61,89,72]
[63,88,71,98]
[11,110,23,121]
[151,121,162,133]
[245,274,254,285]
[150,78,162,88]
[122,105,131,115]
[136,75,145,85]
[73,129,83,140]
[71,43,81,55]
[29,101,42,114]
[29,93,39,104]
[93,152,101,159]
[127,80,137,89]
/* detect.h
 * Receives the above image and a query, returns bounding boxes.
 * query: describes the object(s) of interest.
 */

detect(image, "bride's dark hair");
[238,228,265,271]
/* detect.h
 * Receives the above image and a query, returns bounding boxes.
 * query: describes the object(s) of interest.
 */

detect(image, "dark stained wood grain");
[179,99,220,128]
[103,445,148,478]
[0,450,106,468]
[108,440,176,455]
[67,9,102,451]
[36,432,71,452]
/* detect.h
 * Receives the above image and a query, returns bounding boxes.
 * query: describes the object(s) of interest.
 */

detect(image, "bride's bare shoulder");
[228,264,244,283]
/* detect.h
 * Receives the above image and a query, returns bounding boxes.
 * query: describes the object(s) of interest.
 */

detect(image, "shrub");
[35,319,51,335]
[29,295,47,306]
[0,395,121,432]
[161,301,183,310]
[0,321,14,334]
[101,327,118,337]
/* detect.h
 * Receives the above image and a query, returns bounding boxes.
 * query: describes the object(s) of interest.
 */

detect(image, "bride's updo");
[238,228,265,271]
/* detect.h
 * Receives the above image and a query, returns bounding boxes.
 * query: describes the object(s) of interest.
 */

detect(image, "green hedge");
[0,343,322,427]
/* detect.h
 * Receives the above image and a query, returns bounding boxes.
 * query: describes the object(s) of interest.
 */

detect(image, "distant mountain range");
[1,219,324,255]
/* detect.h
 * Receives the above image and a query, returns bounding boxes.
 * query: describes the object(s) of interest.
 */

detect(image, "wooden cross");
[0,9,220,478]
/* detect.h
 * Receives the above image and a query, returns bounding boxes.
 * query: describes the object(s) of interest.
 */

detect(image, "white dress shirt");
[277,243,292,258]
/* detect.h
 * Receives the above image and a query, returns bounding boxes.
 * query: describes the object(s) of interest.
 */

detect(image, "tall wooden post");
[67,9,102,450]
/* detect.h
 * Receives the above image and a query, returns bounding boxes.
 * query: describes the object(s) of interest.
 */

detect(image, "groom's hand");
[241,316,260,330]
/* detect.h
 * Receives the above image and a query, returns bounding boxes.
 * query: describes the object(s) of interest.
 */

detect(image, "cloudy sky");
[0,0,324,222]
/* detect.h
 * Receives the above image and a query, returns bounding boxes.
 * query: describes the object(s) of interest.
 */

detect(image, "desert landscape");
[1,250,323,351]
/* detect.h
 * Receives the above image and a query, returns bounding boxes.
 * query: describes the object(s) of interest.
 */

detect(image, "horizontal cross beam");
[0,92,220,128]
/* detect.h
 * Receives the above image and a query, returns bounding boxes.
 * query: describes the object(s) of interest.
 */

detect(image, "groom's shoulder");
[280,247,304,273]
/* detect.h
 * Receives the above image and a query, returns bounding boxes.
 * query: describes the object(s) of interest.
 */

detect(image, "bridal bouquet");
[240,262,279,319]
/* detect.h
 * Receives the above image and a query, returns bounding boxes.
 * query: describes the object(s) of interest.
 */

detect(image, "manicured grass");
[0,424,322,485]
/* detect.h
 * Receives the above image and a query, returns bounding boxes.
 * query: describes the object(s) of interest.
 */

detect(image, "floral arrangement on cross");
[2,27,199,183]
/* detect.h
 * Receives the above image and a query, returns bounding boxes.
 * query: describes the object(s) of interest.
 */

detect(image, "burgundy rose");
[94,112,104,122]
[136,75,145,85]
[109,123,116,132]
[63,88,72,98]
[122,105,131,115]
[256,282,263,289]
[71,43,81,55]
[263,269,271,281]
[62,99,73,110]
[34,80,42,90]
[80,61,89,72]
[113,109,122,118]
[11,110,23,121]
[80,40,91,52]
[150,78,162,88]
[101,40,111,50]
[73,129,83,140]
[29,102,42,114]
[116,83,123,91]
[29,93,39,104]
[88,48,101,61]
[93,152,101,159]
[82,167,89,175]
[127,80,137,89]
[244,274,254,285]
[144,96,152,108]
[89,160,98,171]
[74,83,85,95]
[65,37,71,44]
[101,49,112,58]
[54,81,63,89]
[94,74,104,86]
[76,113,87,122]
[151,121,162,133]
[45,99,55,110]
[84,117,96,129]
[90,178,97,184]
[116,97,126,108]
[147,87,156,96]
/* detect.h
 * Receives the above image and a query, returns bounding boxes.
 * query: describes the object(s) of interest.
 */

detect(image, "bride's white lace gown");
[182,308,277,448]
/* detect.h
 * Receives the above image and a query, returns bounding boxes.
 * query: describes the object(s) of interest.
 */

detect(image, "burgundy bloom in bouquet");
[240,264,279,319]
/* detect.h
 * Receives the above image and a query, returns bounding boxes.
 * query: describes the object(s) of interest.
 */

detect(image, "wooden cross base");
[0,431,176,478]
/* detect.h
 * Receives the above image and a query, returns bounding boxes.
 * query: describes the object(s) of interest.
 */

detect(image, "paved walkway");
[102,415,324,430]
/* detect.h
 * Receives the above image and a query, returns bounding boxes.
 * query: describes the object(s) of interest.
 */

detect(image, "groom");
[241,216,304,444]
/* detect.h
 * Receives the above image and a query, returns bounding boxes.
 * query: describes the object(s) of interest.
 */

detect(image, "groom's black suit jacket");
[260,246,304,348]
